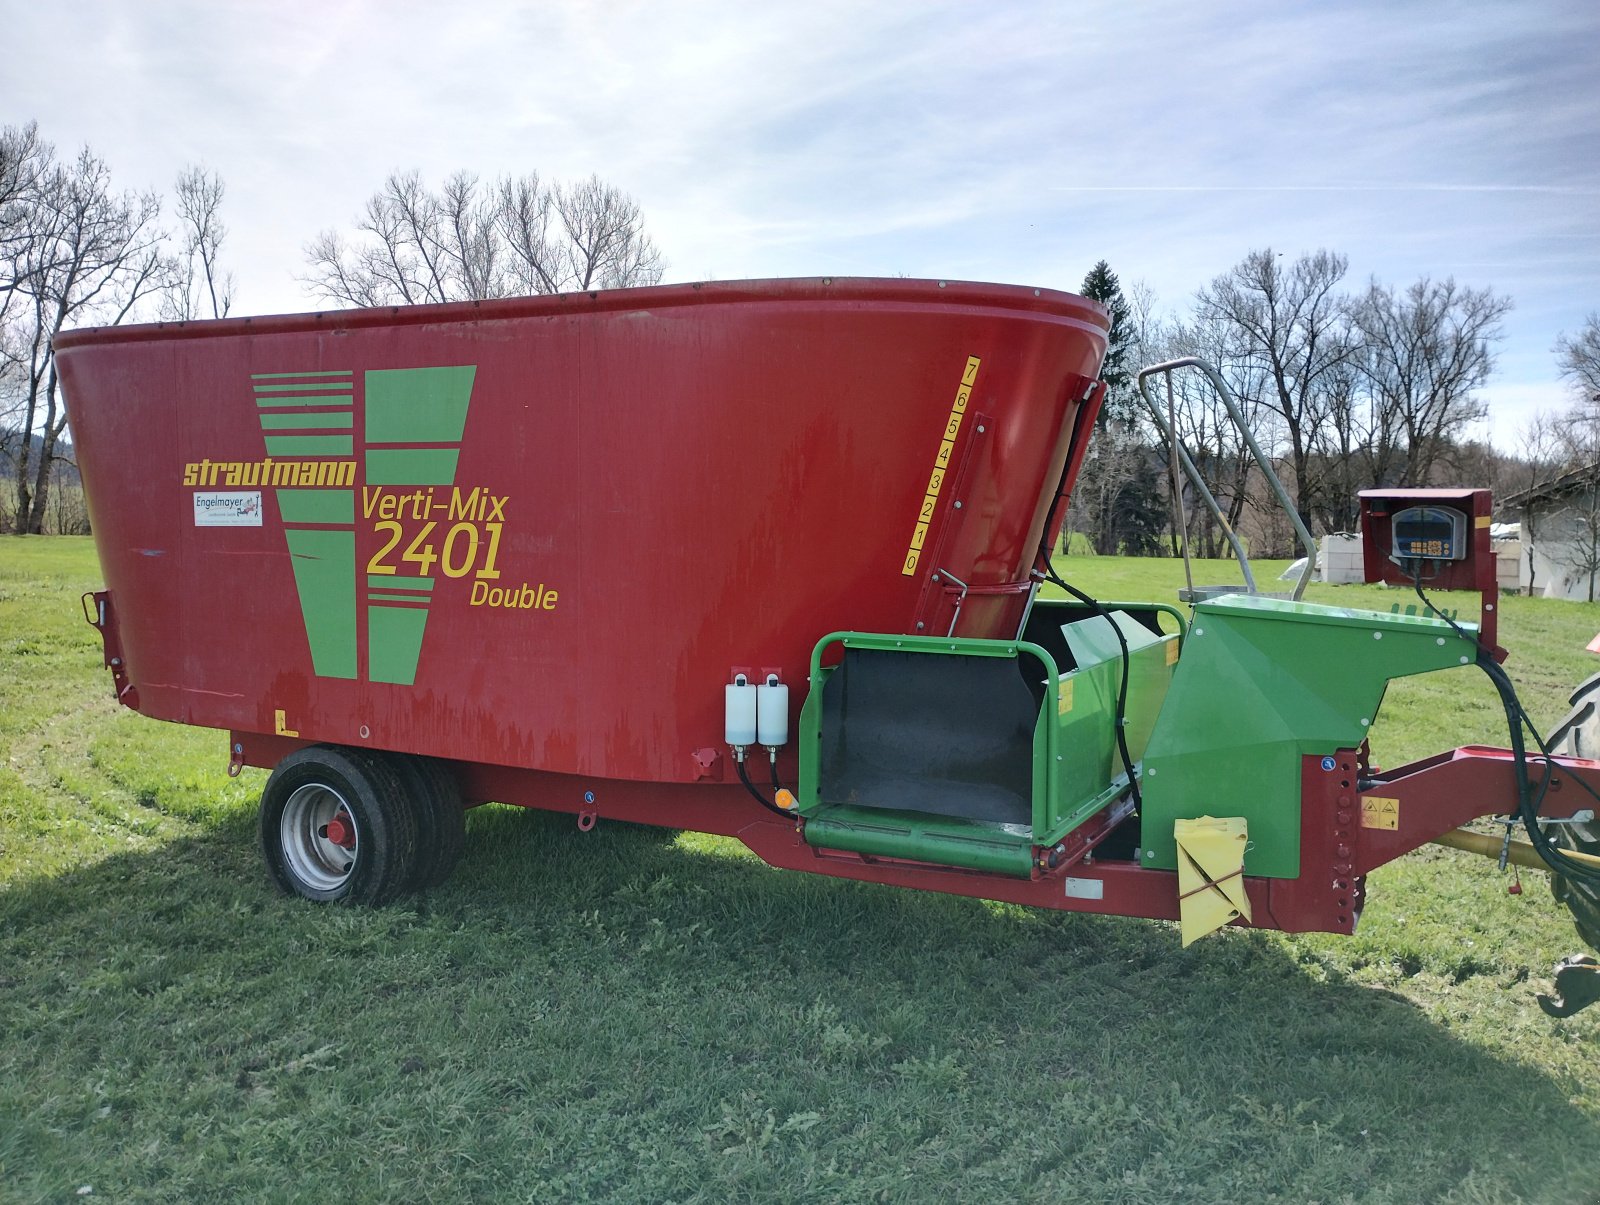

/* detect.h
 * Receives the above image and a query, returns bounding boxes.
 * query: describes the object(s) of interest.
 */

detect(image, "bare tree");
[305,169,664,307]
[1194,248,1356,536]
[6,143,167,534]
[163,165,235,320]
[1,123,53,386]
[1169,310,1293,555]
[1556,313,1600,403]
[1311,356,1371,532]
[1353,277,1509,486]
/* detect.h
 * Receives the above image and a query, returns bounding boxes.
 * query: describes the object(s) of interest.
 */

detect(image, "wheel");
[258,746,419,904]
[391,755,466,891]
[1545,685,1600,951]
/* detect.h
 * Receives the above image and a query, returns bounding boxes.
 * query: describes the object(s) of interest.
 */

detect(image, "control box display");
[1390,505,1469,564]
[1357,487,1503,660]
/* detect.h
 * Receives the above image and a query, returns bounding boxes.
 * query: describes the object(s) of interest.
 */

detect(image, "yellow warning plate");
[1361,796,1400,830]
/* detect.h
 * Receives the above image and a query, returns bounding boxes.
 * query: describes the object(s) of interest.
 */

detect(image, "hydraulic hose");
[1412,575,1600,890]
[1477,648,1600,888]
[1035,553,1142,808]
[735,749,796,821]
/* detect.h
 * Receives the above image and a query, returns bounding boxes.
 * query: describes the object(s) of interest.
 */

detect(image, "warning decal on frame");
[1361,796,1400,830]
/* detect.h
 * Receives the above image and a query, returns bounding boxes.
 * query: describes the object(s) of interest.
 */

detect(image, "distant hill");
[0,429,82,485]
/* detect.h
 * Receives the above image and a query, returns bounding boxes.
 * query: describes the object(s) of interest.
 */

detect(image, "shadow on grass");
[1,804,1596,1202]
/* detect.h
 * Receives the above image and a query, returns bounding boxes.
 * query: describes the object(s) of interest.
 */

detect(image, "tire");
[258,745,419,905]
[1545,684,1600,951]
[391,755,466,892]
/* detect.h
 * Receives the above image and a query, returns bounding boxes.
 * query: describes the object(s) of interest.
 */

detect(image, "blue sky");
[7,0,1597,441]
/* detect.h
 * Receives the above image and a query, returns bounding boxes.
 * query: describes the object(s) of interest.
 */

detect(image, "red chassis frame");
[233,731,1600,939]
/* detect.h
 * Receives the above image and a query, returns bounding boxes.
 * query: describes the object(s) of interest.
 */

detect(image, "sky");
[6,0,1598,444]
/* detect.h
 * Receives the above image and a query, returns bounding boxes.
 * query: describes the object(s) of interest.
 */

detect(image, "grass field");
[3,536,1599,1203]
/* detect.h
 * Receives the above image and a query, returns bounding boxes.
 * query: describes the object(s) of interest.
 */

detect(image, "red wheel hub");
[323,812,356,848]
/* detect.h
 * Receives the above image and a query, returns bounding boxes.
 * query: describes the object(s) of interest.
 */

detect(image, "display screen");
[1391,506,1467,561]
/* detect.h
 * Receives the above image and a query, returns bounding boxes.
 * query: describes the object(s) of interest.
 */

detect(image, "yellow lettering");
[183,463,198,486]
[367,521,402,574]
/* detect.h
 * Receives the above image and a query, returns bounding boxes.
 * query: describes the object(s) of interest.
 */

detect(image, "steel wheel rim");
[280,782,359,892]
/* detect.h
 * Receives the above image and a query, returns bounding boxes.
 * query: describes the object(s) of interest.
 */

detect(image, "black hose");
[1479,650,1600,886]
[735,752,795,820]
[1036,555,1142,808]
[1411,576,1600,887]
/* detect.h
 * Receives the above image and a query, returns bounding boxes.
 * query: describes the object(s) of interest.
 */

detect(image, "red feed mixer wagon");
[55,277,1600,1014]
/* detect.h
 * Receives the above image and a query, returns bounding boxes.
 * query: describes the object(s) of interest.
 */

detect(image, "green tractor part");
[1139,594,1471,877]
[797,593,1472,886]
[797,602,1181,875]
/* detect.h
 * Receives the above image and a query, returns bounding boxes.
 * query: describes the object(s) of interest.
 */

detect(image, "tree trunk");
[27,434,55,535]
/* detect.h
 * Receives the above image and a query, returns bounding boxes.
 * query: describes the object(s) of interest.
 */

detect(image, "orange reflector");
[775,788,798,811]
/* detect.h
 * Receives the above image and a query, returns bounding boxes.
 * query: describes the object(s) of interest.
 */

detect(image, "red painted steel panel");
[60,278,1108,788]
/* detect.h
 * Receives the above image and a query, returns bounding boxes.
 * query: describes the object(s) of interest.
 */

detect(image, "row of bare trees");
[2,119,665,534]
[1070,250,1516,557]
[302,170,664,306]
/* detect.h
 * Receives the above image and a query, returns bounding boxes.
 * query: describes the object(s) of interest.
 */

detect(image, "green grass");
[3,537,1599,1203]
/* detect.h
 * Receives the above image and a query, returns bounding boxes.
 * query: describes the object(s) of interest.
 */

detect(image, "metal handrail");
[1135,357,1318,602]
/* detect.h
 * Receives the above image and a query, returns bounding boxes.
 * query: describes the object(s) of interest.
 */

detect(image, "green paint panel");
[368,594,430,604]
[259,411,354,429]
[1139,594,1474,878]
[251,370,353,379]
[804,806,1035,877]
[368,604,430,685]
[367,575,434,591]
[256,395,356,407]
[1043,611,1178,847]
[284,528,357,679]
[364,448,460,485]
[365,366,476,444]
[264,434,354,457]
[277,489,355,525]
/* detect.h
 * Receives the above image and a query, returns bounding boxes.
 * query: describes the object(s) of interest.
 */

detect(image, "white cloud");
[3,0,1595,443]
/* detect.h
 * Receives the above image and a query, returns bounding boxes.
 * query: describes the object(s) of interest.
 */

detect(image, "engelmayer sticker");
[194,491,263,526]
[179,365,560,689]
